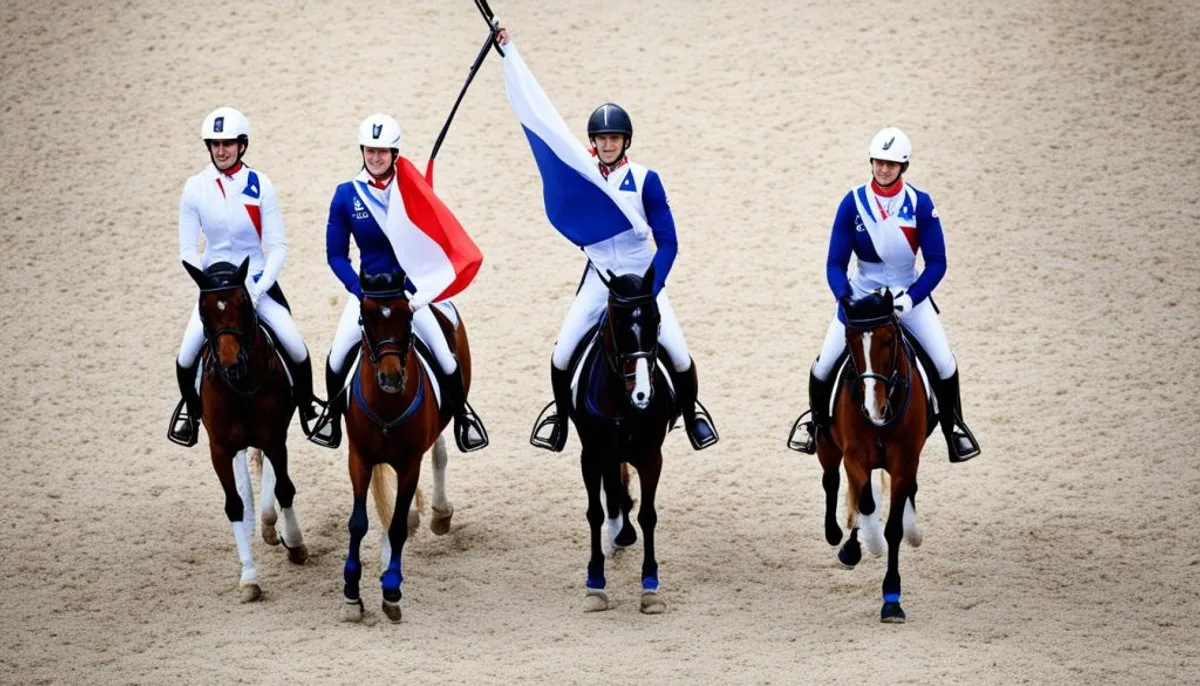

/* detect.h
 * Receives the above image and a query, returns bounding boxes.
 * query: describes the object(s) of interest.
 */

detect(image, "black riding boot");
[934,370,980,463]
[309,356,349,449]
[291,354,324,436]
[531,365,574,453]
[672,361,719,450]
[440,364,489,453]
[168,360,202,447]
[791,369,834,455]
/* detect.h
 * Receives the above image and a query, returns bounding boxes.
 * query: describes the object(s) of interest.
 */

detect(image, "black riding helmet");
[588,103,633,163]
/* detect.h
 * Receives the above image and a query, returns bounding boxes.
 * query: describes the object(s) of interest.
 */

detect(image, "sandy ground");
[1,0,1198,683]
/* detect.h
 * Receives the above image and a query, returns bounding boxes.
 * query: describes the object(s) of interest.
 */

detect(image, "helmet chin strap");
[207,141,247,172]
[593,137,631,172]
[361,149,399,181]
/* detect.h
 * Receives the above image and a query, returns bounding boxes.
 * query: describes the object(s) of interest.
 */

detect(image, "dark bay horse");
[561,265,674,614]
[812,290,935,623]
[183,258,309,602]
[339,271,464,624]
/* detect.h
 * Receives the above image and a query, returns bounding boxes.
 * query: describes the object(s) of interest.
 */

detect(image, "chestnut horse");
[555,265,674,614]
[811,290,935,623]
[339,271,465,624]
[182,258,309,603]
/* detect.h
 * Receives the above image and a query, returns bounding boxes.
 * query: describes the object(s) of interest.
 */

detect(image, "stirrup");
[685,399,719,450]
[453,401,489,453]
[296,397,328,439]
[168,398,199,447]
[787,410,818,454]
[947,423,980,463]
[307,406,341,449]
[529,401,567,452]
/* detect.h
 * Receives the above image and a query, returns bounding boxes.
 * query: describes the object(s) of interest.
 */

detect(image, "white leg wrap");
[860,472,886,557]
[231,520,258,584]
[279,506,304,547]
[379,531,393,570]
[607,514,624,545]
[233,450,255,536]
[259,456,277,521]
[431,435,451,511]
[903,496,922,548]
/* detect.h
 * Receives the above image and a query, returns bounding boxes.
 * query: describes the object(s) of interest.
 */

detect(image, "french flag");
[502,42,651,246]
[383,157,483,307]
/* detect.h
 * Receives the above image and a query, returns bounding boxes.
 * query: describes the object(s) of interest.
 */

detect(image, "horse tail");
[371,464,398,533]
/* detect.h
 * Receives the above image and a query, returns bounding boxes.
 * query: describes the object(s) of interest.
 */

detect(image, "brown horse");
[182,258,309,603]
[812,290,935,623]
[339,271,466,623]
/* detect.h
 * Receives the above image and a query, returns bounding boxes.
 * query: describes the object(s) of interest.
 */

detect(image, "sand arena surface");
[1,0,1198,683]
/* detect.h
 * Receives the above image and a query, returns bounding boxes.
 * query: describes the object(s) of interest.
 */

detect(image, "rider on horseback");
[169,106,321,447]
[794,127,981,463]
[308,113,488,453]
[532,101,719,452]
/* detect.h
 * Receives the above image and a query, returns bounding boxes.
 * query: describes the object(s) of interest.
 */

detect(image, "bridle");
[603,290,660,388]
[198,279,261,395]
[844,312,913,429]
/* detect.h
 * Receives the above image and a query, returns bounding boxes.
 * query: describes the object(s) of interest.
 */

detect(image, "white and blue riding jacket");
[325,170,404,299]
[826,180,946,307]
[582,159,678,295]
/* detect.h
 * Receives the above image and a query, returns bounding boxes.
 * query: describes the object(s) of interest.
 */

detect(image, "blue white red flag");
[502,42,651,246]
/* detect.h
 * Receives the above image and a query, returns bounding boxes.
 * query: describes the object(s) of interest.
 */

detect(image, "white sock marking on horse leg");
[233,451,255,537]
[861,472,886,557]
[903,495,922,548]
[379,531,393,571]
[607,513,625,546]
[279,507,304,547]
[431,435,451,512]
[259,456,278,524]
[231,520,258,585]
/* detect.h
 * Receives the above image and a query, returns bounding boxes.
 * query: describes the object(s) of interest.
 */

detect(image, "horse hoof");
[382,599,403,623]
[340,598,364,623]
[261,523,280,547]
[613,527,638,549]
[881,602,907,623]
[640,592,666,615]
[583,590,610,613]
[838,542,862,569]
[239,583,262,604]
[430,505,454,536]
[286,543,309,565]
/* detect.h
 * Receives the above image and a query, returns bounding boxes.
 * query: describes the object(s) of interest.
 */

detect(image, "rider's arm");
[825,192,856,300]
[905,193,946,305]
[643,171,677,295]
[255,175,287,294]
[178,177,203,269]
[325,187,362,299]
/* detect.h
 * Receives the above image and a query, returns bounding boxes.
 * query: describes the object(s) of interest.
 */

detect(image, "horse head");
[601,264,660,411]
[184,257,256,380]
[359,270,414,394]
[843,289,907,427]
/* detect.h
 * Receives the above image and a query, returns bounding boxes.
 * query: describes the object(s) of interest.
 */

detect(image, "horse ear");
[642,264,656,294]
[183,260,208,288]
[236,257,250,286]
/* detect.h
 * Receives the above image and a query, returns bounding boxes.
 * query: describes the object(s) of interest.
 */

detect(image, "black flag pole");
[424,24,497,185]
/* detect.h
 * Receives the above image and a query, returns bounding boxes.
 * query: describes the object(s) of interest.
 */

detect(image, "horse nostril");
[636,391,646,401]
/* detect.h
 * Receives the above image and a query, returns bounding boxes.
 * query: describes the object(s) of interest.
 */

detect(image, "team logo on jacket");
[353,197,364,212]
[618,170,637,193]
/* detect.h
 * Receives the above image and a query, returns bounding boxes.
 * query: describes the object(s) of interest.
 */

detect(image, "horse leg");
[848,458,885,558]
[429,435,454,536]
[817,440,843,546]
[255,449,280,546]
[211,445,260,602]
[637,452,666,615]
[881,473,915,623]
[581,447,609,612]
[233,450,256,540]
[839,455,872,569]
[265,442,307,564]
[603,461,636,550]
[381,457,421,623]
[341,442,372,623]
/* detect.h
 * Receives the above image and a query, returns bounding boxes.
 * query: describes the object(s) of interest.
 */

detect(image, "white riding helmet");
[201,107,250,141]
[358,113,402,150]
[868,127,912,164]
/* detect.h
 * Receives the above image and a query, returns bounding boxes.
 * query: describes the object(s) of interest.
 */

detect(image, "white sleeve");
[178,177,203,269]
[255,174,287,294]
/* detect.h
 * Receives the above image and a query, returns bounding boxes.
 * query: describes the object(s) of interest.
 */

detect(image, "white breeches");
[551,267,691,372]
[812,298,956,381]
[177,293,309,367]
[327,297,457,375]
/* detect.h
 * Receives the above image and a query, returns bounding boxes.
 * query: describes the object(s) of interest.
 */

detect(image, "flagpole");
[424,24,498,186]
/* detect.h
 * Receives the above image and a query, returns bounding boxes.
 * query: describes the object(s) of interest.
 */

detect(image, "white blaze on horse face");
[632,358,651,409]
[861,332,885,425]
[381,305,392,319]
[217,300,226,311]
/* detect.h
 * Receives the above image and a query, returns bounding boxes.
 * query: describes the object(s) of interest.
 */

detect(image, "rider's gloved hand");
[890,289,913,315]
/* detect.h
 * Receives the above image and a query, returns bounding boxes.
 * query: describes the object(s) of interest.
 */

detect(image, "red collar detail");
[219,161,243,178]
[598,156,628,180]
[368,174,394,190]
[871,177,904,197]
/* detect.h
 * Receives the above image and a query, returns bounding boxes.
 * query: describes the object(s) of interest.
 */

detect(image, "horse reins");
[198,281,266,396]
[845,316,915,429]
